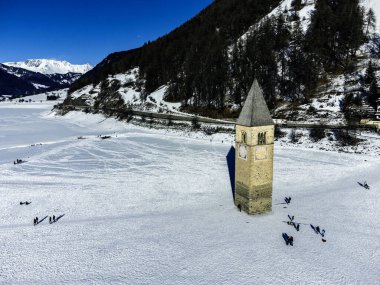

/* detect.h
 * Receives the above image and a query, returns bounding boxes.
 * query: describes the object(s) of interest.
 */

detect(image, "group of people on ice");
[13,159,26,165]
[358,181,370,190]
[281,197,327,246]
[33,215,61,226]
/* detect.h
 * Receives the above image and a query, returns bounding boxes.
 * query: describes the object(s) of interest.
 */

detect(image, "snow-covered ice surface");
[0,102,379,284]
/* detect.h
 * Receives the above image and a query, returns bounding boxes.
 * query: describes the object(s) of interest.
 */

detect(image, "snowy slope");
[70,68,181,113]
[3,59,92,75]
[0,101,379,284]
[236,0,315,44]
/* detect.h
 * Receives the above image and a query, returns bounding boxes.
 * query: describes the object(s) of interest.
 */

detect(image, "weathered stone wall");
[235,125,274,214]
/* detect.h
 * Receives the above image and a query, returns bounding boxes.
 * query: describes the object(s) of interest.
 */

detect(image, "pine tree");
[307,0,365,67]
[288,20,305,101]
[365,61,376,85]
[365,8,377,36]
[336,0,365,58]
[306,0,335,65]
[274,13,291,99]
[368,80,379,109]
[291,0,303,11]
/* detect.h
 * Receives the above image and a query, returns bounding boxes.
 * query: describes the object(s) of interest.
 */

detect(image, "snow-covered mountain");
[0,60,91,96]
[3,59,92,75]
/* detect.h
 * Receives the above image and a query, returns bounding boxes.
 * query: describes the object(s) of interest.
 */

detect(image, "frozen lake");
[0,101,379,284]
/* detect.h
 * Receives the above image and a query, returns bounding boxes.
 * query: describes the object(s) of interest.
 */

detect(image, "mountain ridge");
[0,61,86,96]
[65,0,380,123]
[69,0,281,96]
[3,59,92,75]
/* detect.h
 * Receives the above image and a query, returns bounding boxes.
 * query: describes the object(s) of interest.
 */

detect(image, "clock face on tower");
[238,144,247,160]
[255,145,268,161]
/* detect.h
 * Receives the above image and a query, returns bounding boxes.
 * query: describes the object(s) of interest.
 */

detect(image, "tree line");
[69,0,377,117]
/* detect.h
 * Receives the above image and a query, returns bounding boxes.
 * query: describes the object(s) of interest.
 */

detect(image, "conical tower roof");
[236,79,274,127]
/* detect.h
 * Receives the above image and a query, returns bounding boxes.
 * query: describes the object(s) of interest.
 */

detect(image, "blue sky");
[1,0,213,66]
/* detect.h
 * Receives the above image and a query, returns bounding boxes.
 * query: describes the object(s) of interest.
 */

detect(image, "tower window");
[241,131,247,144]
[258,132,266,145]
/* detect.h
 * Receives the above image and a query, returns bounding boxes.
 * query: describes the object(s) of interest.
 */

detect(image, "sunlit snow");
[2,59,92,75]
[0,98,379,284]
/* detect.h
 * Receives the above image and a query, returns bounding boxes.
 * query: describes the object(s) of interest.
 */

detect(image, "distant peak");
[2,59,93,75]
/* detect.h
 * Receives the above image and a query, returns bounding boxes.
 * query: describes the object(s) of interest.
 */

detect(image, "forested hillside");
[0,67,35,95]
[68,0,379,120]
[229,0,373,110]
[69,0,281,101]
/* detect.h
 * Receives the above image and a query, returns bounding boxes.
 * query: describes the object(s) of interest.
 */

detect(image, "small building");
[235,80,274,215]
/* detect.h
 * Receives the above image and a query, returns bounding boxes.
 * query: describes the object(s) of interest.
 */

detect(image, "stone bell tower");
[235,79,274,215]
